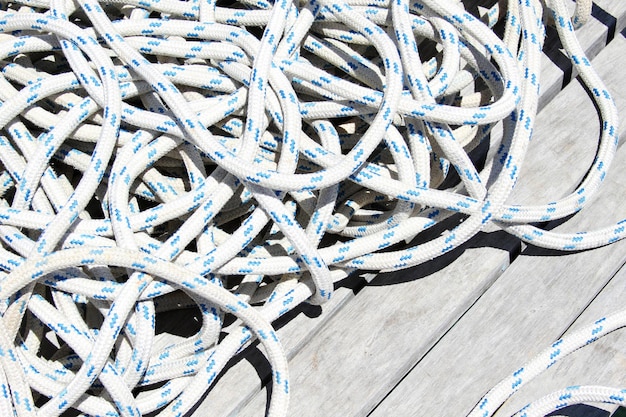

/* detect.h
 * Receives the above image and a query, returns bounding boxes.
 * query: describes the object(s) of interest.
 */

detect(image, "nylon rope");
[0,0,622,415]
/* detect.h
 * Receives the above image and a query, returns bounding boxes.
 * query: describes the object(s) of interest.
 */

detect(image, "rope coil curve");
[0,0,622,414]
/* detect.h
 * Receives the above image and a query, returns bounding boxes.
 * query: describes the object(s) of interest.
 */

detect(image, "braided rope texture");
[0,0,622,414]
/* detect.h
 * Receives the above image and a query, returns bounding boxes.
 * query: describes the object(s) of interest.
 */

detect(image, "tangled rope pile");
[0,0,622,414]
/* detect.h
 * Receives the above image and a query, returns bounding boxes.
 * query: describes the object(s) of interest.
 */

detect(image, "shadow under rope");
[175,11,626,416]
[179,225,524,417]
[175,151,529,415]
[369,228,521,287]
[547,404,617,417]
[543,2,618,94]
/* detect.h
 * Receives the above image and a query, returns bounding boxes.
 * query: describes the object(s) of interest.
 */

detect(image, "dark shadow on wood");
[543,3,619,93]
[514,211,616,258]
[542,24,573,91]
[334,271,369,296]
[174,15,626,417]
[180,295,332,416]
[369,229,521,286]
[181,341,272,417]
[155,306,203,338]
[176,224,520,415]
[521,242,589,258]
[546,404,612,417]
[592,3,618,45]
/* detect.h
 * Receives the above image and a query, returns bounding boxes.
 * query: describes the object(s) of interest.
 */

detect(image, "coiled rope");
[0,0,622,414]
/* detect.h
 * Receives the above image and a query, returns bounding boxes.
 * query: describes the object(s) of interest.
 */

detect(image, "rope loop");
[0,0,621,415]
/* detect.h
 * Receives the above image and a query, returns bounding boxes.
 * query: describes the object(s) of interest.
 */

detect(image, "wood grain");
[369,34,626,417]
[177,4,626,416]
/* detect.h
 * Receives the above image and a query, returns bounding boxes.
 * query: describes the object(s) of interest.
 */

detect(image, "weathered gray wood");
[507,39,626,206]
[369,34,626,417]
[238,233,517,417]
[537,0,626,110]
[497,0,626,210]
[186,284,360,416]
[181,4,626,416]
[493,261,626,416]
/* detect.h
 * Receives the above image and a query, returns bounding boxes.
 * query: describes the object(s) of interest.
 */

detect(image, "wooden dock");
[153,2,626,416]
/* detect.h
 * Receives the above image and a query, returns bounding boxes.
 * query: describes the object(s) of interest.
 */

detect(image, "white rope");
[0,0,621,415]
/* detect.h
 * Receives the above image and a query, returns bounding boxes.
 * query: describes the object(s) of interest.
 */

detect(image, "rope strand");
[0,0,620,415]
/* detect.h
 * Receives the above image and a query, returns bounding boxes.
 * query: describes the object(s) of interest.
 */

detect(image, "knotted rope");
[0,0,622,415]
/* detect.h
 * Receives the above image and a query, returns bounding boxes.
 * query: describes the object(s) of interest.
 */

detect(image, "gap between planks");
[178,2,626,416]
[368,33,626,417]
[237,20,626,417]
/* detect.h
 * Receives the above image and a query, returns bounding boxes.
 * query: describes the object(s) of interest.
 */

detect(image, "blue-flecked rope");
[0,0,622,415]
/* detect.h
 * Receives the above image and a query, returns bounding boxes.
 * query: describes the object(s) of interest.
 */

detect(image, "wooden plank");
[537,0,626,110]
[187,3,626,416]
[506,44,626,206]
[186,283,361,416]
[505,0,626,208]
[493,262,626,416]
[237,232,518,417]
[369,34,626,417]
